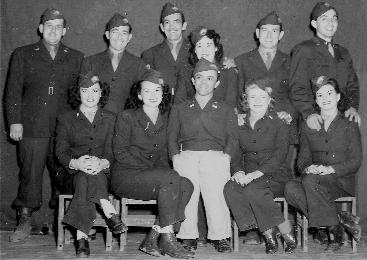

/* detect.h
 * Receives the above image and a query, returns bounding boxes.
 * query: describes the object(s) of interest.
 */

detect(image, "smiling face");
[39,19,66,45]
[256,24,284,49]
[311,9,338,41]
[80,83,102,110]
[192,70,220,98]
[138,81,163,109]
[160,12,187,43]
[105,25,132,52]
[195,36,217,62]
[247,86,271,115]
[315,84,340,111]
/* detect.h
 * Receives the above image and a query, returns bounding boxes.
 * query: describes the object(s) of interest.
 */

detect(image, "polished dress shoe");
[263,228,279,254]
[338,211,361,242]
[324,225,343,253]
[139,228,162,257]
[313,228,328,245]
[181,239,198,251]
[105,214,128,234]
[159,232,195,259]
[281,223,297,253]
[212,239,232,253]
[76,237,90,258]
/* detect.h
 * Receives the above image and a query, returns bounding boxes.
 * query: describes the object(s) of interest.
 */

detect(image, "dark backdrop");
[1,0,366,230]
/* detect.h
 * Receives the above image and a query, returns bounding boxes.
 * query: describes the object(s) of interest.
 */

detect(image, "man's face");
[105,26,132,52]
[311,9,338,40]
[160,13,187,42]
[39,19,66,45]
[192,70,220,97]
[256,24,284,49]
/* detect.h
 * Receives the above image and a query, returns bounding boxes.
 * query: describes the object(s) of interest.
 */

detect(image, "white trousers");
[174,150,231,240]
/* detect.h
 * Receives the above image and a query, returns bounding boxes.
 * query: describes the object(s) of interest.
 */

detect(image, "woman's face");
[138,81,163,108]
[195,36,217,62]
[80,83,101,110]
[315,84,340,111]
[247,86,271,115]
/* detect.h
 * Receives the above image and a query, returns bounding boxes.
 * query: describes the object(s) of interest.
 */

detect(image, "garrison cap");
[245,78,273,96]
[193,58,219,76]
[41,7,65,24]
[106,13,130,31]
[311,75,331,94]
[78,71,101,89]
[190,25,208,46]
[257,11,282,29]
[311,2,338,21]
[161,2,183,21]
[141,69,164,86]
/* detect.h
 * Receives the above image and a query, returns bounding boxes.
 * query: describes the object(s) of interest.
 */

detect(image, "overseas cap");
[257,11,282,29]
[41,7,65,24]
[106,13,130,31]
[78,71,100,89]
[193,58,219,76]
[141,69,164,85]
[190,25,208,46]
[311,2,338,21]
[161,2,183,21]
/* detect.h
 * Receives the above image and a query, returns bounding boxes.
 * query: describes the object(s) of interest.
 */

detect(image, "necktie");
[112,54,119,72]
[265,52,272,70]
[50,46,56,59]
[328,43,334,57]
[171,44,178,61]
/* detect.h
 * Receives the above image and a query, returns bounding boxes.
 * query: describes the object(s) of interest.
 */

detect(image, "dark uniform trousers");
[6,41,84,209]
[112,109,194,228]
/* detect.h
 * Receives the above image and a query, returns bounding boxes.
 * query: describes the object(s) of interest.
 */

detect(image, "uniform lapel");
[249,49,268,74]
[176,38,190,63]
[269,51,287,72]
[36,41,53,61]
[98,50,114,76]
[158,40,176,65]
[54,42,69,61]
[116,51,133,74]
[312,37,332,59]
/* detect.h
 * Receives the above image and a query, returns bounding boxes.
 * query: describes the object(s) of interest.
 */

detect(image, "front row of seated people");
[56,59,361,258]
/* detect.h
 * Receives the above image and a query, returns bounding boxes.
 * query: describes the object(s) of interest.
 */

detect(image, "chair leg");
[105,227,112,251]
[302,215,308,253]
[351,198,357,253]
[230,220,239,252]
[119,198,128,251]
[57,196,65,250]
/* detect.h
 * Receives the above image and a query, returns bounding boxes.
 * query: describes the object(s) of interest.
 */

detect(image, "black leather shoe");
[181,239,198,251]
[76,238,90,258]
[281,223,297,253]
[313,228,328,245]
[159,232,195,259]
[324,225,343,253]
[139,229,162,257]
[105,214,128,234]
[263,228,278,254]
[212,239,232,253]
[338,211,361,242]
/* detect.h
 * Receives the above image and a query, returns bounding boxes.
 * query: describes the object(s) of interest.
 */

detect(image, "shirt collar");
[42,39,60,53]
[108,48,124,60]
[316,35,334,46]
[166,37,183,51]
[258,45,277,56]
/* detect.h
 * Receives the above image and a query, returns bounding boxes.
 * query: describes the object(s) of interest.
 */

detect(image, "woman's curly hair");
[240,80,275,112]
[124,80,172,114]
[68,81,110,109]
[188,29,224,66]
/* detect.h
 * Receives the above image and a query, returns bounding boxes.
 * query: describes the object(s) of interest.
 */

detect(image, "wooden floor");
[1,229,367,260]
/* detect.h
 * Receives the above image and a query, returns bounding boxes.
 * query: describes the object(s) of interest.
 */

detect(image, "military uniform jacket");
[113,109,170,171]
[6,41,84,138]
[297,112,361,193]
[55,108,116,174]
[289,37,360,119]
[232,111,292,182]
[81,50,148,113]
[141,38,191,95]
[173,63,239,107]
[235,48,298,120]
[167,97,239,159]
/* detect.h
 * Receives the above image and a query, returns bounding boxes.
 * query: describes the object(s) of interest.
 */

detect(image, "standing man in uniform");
[81,13,148,113]
[289,2,361,130]
[141,2,191,98]
[234,11,297,245]
[5,7,84,242]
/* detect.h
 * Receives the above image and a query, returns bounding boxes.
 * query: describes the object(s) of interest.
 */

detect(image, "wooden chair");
[57,194,114,251]
[117,198,157,251]
[296,196,357,253]
[230,197,288,252]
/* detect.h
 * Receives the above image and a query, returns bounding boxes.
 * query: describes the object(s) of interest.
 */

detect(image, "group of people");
[5,1,363,259]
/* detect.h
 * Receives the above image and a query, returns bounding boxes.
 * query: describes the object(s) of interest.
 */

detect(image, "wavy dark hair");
[240,80,275,112]
[124,80,172,114]
[188,29,224,66]
[68,81,110,109]
[313,77,341,112]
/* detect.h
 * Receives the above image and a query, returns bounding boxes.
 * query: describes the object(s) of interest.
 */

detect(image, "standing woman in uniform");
[224,78,297,254]
[55,72,127,258]
[111,70,194,259]
[174,25,238,106]
[284,76,362,253]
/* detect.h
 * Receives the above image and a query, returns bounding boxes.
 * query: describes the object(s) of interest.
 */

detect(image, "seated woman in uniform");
[55,71,127,258]
[173,25,238,106]
[224,78,297,254]
[284,76,362,253]
[111,69,194,259]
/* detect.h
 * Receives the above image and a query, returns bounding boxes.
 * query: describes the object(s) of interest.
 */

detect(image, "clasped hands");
[304,164,334,175]
[231,170,264,186]
[71,155,108,175]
